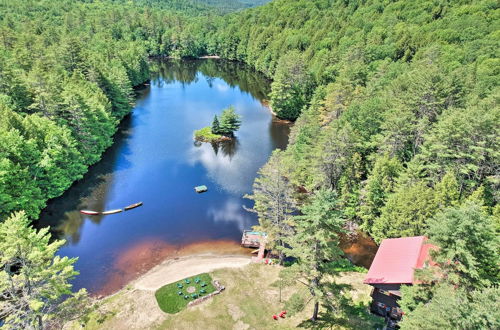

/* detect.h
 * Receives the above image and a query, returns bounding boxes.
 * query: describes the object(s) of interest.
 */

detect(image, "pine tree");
[211,114,220,134]
[0,211,91,329]
[399,284,500,330]
[218,106,241,136]
[427,202,499,287]
[284,189,345,321]
[245,150,295,264]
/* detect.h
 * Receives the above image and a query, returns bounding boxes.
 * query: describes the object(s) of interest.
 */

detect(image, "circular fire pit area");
[155,273,219,314]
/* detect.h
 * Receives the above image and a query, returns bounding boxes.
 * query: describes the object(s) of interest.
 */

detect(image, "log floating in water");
[80,210,99,215]
[124,202,143,211]
[80,202,142,215]
[101,209,123,215]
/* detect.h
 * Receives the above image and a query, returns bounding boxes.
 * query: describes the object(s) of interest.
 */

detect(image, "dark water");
[37,60,291,295]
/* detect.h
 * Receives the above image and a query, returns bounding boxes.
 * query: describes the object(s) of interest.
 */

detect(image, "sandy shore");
[84,254,251,329]
[133,254,252,291]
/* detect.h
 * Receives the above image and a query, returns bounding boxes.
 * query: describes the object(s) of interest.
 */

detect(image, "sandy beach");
[133,254,252,291]
[84,254,251,329]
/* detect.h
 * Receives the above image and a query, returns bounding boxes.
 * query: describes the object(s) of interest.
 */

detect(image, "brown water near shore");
[96,239,249,296]
[96,233,378,297]
[340,232,378,269]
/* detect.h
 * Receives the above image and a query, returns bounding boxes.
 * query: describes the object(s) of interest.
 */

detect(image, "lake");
[37,60,291,295]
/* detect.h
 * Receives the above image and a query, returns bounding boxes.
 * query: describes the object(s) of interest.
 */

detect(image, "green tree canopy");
[0,211,90,329]
[427,202,499,287]
[218,106,242,136]
[284,189,346,321]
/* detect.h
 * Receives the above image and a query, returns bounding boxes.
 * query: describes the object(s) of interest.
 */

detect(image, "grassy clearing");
[158,264,383,329]
[74,263,383,329]
[155,273,216,314]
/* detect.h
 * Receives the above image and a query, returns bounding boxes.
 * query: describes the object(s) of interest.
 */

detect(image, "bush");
[327,259,367,273]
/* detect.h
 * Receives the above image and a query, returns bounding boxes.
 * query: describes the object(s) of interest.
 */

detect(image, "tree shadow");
[297,282,383,329]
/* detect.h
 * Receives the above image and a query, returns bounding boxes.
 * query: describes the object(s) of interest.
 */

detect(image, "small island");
[194,106,242,143]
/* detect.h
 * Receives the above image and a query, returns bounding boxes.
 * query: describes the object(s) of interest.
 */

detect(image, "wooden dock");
[241,230,266,248]
[241,230,267,262]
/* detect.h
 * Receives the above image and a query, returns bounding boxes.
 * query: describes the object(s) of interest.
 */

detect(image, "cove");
[36,60,290,295]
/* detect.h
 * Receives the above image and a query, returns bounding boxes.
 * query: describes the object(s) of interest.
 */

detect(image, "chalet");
[364,236,436,320]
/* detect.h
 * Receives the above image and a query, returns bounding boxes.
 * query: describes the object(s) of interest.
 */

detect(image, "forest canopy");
[0,0,498,327]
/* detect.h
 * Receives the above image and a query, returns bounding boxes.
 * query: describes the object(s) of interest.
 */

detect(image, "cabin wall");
[369,285,401,317]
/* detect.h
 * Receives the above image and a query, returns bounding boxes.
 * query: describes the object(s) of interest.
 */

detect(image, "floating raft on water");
[124,201,143,211]
[194,185,208,193]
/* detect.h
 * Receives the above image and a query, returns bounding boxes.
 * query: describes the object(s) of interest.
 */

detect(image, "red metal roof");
[364,236,435,285]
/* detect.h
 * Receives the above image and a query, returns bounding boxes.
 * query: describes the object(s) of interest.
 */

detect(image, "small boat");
[101,209,123,215]
[124,202,143,211]
[195,185,208,193]
[80,210,99,215]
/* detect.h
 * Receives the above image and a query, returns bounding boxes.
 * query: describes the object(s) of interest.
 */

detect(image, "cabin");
[364,236,436,320]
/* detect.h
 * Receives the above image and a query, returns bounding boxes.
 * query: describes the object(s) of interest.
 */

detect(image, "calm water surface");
[37,60,290,295]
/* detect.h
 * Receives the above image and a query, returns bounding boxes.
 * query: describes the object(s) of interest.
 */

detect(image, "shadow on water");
[150,59,271,101]
[35,112,136,243]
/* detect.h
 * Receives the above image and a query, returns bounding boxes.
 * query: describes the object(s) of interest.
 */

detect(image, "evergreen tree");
[360,154,403,233]
[0,211,90,329]
[211,114,220,134]
[270,51,314,120]
[399,284,500,330]
[218,106,241,136]
[372,181,437,242]
[245,150,295,264]
[427,202,499,287]
[284,189,345,321]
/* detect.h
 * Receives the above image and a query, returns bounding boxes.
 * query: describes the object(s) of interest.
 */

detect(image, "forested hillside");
[0,0,498,328]
[207,0,499,240]
[196,0,271,12]
[209,0,499,326]
[0,0,202,219]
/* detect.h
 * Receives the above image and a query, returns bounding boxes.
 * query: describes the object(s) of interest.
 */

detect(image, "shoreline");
[97,253,252,300]
[260,99,294,124]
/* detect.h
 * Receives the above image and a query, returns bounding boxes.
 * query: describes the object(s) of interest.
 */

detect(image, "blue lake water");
[37,60,290,294]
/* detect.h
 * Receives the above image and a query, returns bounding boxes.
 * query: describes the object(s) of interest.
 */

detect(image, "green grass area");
[74,264,382,329]
[159,265,383,329]
[155,273,216,314]
[194,127,223,143]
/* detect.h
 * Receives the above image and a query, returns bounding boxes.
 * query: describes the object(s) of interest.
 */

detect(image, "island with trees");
[194,106,242,143]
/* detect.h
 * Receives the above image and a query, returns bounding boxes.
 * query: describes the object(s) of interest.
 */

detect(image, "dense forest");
[0,0,201,219]
[0,0,498,328]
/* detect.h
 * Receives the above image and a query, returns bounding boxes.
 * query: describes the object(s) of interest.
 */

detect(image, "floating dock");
[195,185,208,193]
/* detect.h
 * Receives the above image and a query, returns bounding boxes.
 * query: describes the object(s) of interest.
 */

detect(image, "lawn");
[73,263,383,329]
[154,273,216,314]
[158,264,384,329]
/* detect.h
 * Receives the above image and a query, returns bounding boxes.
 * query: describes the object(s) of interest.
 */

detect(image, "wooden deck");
[241,230,266,248]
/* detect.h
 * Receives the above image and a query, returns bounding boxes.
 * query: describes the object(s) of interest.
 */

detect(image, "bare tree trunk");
[312,301,319,321]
